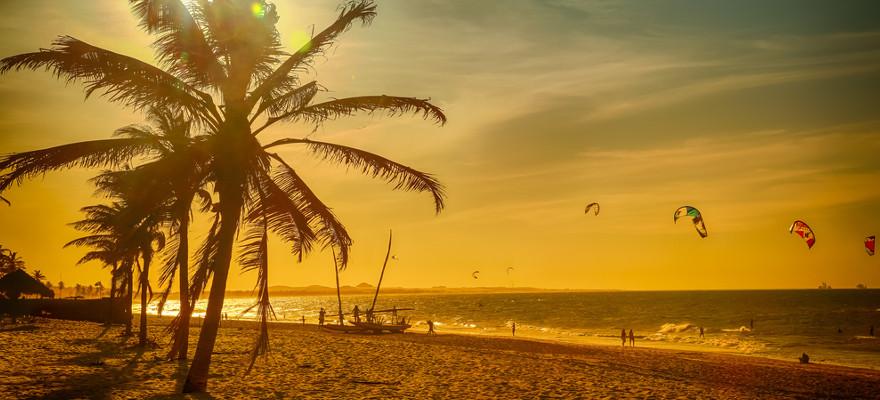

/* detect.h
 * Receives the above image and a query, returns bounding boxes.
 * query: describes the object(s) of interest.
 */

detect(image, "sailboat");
[323,230,413,334]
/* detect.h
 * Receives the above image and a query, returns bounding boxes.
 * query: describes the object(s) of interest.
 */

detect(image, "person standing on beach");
[699,326,704,338]
[318,308,325,326]
[629,329,635,347]
[427,320,435,335]
[302,315,306,326]
[750,319,754,330]
[512,321,516,337]
[353,305,361,323]
[621,329,627,347]
[870,325,874,337]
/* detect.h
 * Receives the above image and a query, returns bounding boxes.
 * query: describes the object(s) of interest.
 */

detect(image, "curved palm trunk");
[183,201,242,392]
[173,216,191,359]
[139,252,152,346]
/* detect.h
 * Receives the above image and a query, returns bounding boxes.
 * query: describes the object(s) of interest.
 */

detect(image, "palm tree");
[0,0,445,392]
[69,171,166,345]
[95,281,105,297]
[57,281,65,297]
[32,270,45,281]
[2,251,26,273]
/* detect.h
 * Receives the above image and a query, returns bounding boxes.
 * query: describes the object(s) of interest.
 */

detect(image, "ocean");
[140,289,880,369]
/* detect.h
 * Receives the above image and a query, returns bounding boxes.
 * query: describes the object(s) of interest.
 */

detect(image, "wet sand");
[1,316,879,399]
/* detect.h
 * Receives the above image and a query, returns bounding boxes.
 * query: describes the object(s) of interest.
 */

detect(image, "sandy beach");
[0,316,878,399]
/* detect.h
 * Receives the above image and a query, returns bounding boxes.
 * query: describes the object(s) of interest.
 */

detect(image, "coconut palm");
[95,281,105,297]
[0,0,445,392]
[1,251,26,274]
[32,270,45,281]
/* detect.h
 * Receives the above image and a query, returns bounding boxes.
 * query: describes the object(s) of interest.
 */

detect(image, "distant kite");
[674,206,708,238]
[391,255,399,261]
[506,266,514,276]
[866,236,875,256]
[584,202,600,216]
[472,270,480,279]
[789,220,816,249]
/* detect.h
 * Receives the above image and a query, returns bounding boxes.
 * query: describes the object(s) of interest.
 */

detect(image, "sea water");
[139,290,880,369]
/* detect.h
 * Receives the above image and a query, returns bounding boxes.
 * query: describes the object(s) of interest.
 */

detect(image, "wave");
[721,326,752,333]
[658,322,695,334]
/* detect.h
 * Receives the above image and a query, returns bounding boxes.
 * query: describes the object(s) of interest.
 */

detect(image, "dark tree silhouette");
[0,0,445,392]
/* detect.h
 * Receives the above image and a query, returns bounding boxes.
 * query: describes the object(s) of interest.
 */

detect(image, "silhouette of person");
[318,308,325,326]
[699,326,704,338]
[621,329,627,347]
[750,319,754,330]
[837,327,842,334]
[512,321,516,337]
[353,305,361,323]
[629,329,635,347]
[871,325,875,337]
[799,352,810,364]
[427,320,435,335]
[301,315,306,325]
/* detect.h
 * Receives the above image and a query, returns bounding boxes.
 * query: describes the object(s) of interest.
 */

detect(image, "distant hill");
[356,282,373,288]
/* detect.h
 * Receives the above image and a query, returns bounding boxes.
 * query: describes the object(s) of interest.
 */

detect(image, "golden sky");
[1,1,879,291]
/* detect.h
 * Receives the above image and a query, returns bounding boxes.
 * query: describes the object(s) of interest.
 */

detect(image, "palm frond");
[253,81,320,122]
[239,221,274,373]
[0,36,219,126]
[265,95,446,132]
[245,169,317,261]
[129,0,226,88]
[246,0,376,111]
[269,154,352,268]
[0,138,158,192]
[263,138,445,214]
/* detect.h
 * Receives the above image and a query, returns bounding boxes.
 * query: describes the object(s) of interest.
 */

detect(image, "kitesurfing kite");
[866,236,875,256]
[789,220,816,249]
[673,206,708,238]
[472,270,480,279]
[584,202,600,216]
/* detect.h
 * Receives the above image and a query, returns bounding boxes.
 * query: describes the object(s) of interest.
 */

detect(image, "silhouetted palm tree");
[0,0,445,392]
[32,270,45,281]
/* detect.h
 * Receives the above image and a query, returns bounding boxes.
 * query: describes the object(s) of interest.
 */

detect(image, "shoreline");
[3,315,879,399]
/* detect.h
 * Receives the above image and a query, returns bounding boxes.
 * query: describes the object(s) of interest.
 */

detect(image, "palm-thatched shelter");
[0,269,54,299]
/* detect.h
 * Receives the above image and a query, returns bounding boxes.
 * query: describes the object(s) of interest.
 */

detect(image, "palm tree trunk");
[108,261,117,325]
[183,197,242,393]
[139,252,151,346]
[125,261,134,336]
[173,215,191,359]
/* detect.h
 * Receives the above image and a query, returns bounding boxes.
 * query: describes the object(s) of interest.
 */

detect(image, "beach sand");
[1,316,879,399]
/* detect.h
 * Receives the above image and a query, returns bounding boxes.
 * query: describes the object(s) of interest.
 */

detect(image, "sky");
[1,0,879,291]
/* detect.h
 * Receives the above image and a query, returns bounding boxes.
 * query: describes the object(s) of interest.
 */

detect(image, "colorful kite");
[584,202,600,216]
[789,220,816,249]
[866,236,875,256]
[674,206,708,238]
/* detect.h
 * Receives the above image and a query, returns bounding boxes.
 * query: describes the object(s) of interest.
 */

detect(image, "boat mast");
[332,247,344,326]
[369,229,393,313]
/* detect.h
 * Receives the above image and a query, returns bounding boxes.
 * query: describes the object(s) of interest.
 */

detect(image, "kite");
[789,220,816,249]
[584,202,600,216]
[866,236,875,256]
[673,206,708,238]
[472,270,480,279]
[506,266,514,276]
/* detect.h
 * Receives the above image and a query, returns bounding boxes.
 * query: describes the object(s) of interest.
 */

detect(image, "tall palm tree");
[0,0,445,392]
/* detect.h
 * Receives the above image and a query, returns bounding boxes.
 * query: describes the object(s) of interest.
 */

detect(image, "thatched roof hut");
[0,269,54,299]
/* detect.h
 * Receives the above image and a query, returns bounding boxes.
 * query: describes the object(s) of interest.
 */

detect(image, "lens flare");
[251,2,265,19]
[290,31,312,53]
